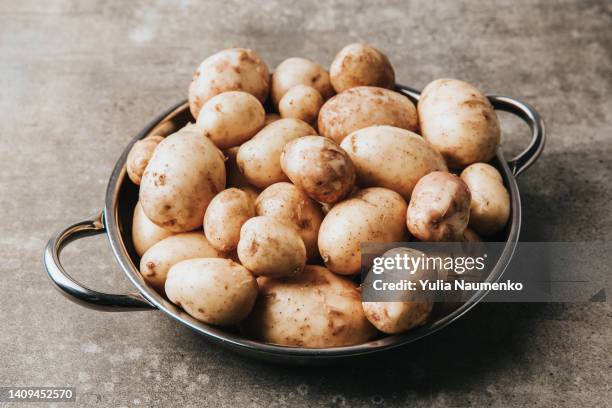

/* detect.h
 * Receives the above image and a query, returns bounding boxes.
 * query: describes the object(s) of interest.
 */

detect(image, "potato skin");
[318,86,418,144]
[318,188,408,275]
[406,172,471,241]
[330,43,395,93]
[140,125,226,232]
[255,182,324,261]
[281,136,355,204]
[236,118,315,189]
[340,125,447,200]
[188,48,269,118]
[126,135,164,185]
[237,216,306,277]
[271,57,334,108]
[243,265,377,347]
[140,232,225,293]
[204,188,256,252]
[196,91,265,149]
[460,163,510,236]
[418,78,501,168]
[132,201,174,256]
[464,161,504,183]
[278,85,323,125]
[165,258,258,326]
[363,301,432,334]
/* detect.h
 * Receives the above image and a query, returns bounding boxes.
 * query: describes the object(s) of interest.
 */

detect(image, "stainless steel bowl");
[43,85,545,364]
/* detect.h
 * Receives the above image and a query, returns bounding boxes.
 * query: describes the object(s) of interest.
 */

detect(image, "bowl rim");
[103,96,521,360]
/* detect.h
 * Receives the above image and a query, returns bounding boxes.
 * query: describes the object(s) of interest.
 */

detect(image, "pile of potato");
[127,44,510,348]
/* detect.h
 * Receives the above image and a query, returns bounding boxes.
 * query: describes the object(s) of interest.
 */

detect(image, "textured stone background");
[1,0,611,407]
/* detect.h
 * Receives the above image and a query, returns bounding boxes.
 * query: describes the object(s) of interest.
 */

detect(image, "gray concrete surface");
[1,0,611,407]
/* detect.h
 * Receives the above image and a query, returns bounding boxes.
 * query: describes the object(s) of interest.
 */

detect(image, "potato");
[255,182,324,261]
[363,301,432,334]
[363,247,434,333]
[204,188,256,252]
[237,216,306,277]
[281,135,355,204]
[126,135,164,185]
[140,125,226,232]
[318,86,418,144]
[340,126,447,200]
[196,91,265,149]
[406,172,471,241]
[131,201,174,256]
[188,48,269,118]
[318,188,408,275]
[271,57,334,107]
[139,232,225,293]
[460,163,510,236]
[330,43,395,93]
[165,258,258,326]
[236,118,316,189]
[278,85,323,125]
[243,265,377,347]
[464,161,504,183]
[418,78,501,168]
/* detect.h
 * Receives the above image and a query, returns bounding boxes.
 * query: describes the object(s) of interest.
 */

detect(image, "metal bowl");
[43,85,545,364]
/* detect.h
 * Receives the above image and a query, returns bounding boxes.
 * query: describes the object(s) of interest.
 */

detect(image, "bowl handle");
[395,84,546,177]
[43,212,155,311]
[487,95,546,177]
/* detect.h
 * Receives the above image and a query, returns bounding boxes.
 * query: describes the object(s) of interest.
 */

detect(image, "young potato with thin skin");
[255,182,324,261]
[418,78,501,168]
[363,300,432,334]
[237,216,306,278]
[341,126,447,200]
[271,57,334,108]
[407,172,471,242]
[236,118,315,189]
[318,187,408,275]
[460,163,510,236]
[330,43,395,93]
[165,258,258,326]
[204,188,256,252]
[196,91,265,149]
[140,125,226,232]
[139,232,225,293]
[126,135,164,185]
[188,48,269,118]
[242,265,377,347]
[362,248,434,334]
[278,85,323,125]
[464,161,504,183]
[281,136,355,204]
[132,201,174,257]
[318,86,418,144]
